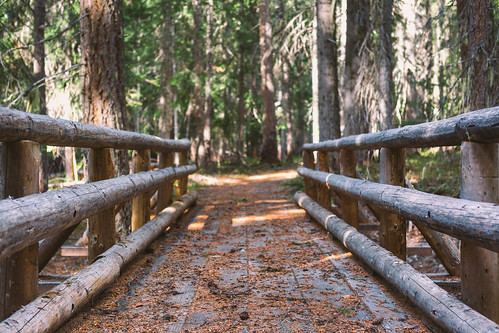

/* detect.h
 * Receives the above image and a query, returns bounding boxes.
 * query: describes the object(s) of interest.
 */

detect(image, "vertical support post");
[339,149,358,228]
[88,148,116,261]
[177,150,188,197]
[460,142,499,322]
[132,150,151,231]
[303,150,317,201]
[379,148,406,260]
[157,151,174,212]
[0,141,40,319]
[317,150,330,209]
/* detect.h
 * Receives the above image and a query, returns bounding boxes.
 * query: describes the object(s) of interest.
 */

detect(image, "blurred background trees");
[1,0,497,169]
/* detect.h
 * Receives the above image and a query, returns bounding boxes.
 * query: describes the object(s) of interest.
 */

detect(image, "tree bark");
[378,0,394,130]
[316,0,340,142]
[33,0,49,193]
[80,0,127,251]
[343,0,370,136]
[191,0,204,164]
[259,0,278,164]
[201,0,214,166]
[158,2,174,140]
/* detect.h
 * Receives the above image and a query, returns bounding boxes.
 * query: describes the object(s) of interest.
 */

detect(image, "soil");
[52,168,434,332]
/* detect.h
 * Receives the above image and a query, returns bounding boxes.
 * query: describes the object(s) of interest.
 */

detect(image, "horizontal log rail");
[294,191,499,332]
[297,167,499,252]
[0,191,198,333]
[303,107,499,151]
[0,164,197,261]
[0,108,190,152]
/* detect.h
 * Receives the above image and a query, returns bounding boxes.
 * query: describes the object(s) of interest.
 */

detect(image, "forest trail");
[58,168,428,332]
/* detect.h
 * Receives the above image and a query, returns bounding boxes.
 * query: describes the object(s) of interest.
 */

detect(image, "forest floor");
[50,167,435,332]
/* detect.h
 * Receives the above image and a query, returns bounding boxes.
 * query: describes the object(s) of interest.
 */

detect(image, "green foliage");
[358,147,461,198]
[280,176,305,193]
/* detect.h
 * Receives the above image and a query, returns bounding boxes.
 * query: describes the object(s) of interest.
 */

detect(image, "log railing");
[0,108,196,323]
[297,107,499,328]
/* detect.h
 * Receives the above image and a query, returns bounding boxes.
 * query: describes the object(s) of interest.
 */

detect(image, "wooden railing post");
[0,141,40,319]
[132,150,151,231]
[157,151,174,212]
[317,151,330,209]
[379,148,406,260]
[460,142,499,322]
[303,150,317,201]
[177,150,188,197]
[88,148,116,260]
[339,149,358,228]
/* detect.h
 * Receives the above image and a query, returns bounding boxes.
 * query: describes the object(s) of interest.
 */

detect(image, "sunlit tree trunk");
[259,0,278,164]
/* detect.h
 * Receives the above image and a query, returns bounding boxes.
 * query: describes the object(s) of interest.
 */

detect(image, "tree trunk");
[33,0,49,192]
[191,0,204,164]
[259,0,278,164]
[378,0,394,130]
[158,2,174,140]
[201,0,214,166]
[311,8,319,145]
[80,0,127,253]
[343,0,370,136]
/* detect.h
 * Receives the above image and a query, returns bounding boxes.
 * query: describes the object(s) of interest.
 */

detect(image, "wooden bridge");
[0,107,498,332]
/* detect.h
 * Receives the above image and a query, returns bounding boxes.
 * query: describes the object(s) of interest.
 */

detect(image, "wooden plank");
[0,164,197,261]
[132,150,151,232]
[460,142,499,322]
[0,108,191,152]
[407,245,433,256]
[339,149,358,228]
[302,150,316,201]
[0,141,40,320]
[157,152,174,211]
[294,191,499,332]
[302,107,499,151]
[379,148,406,260]
[177,151,189,197]
[0,192,198,333]
[317,151,330,209]
[297,167,499,252]
[88,148,116,260]
[405,178,461,276]
[60,246,88,257]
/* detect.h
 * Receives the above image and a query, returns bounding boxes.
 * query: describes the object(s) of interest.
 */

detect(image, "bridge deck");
[59,170,428,332]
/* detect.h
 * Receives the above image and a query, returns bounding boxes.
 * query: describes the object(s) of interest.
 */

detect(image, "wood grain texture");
[379,148,406,260]
[339,149,358,228]
[460,142,499,322]
[0,192,197,333]
[0,142,40,320]
[297,167,499,252]
[303,107,499,151]
[294,191,499,332]
[0,108,190,152]
[0,164,197,261]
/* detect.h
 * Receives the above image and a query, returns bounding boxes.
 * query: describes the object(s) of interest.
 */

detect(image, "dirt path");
[59,169,428,332]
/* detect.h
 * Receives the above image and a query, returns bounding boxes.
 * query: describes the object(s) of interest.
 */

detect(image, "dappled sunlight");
[190,174,246,186]
[248,169,297,181]
[187,214,208,230]
[231,207,304,226]
[319,253,353,262]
